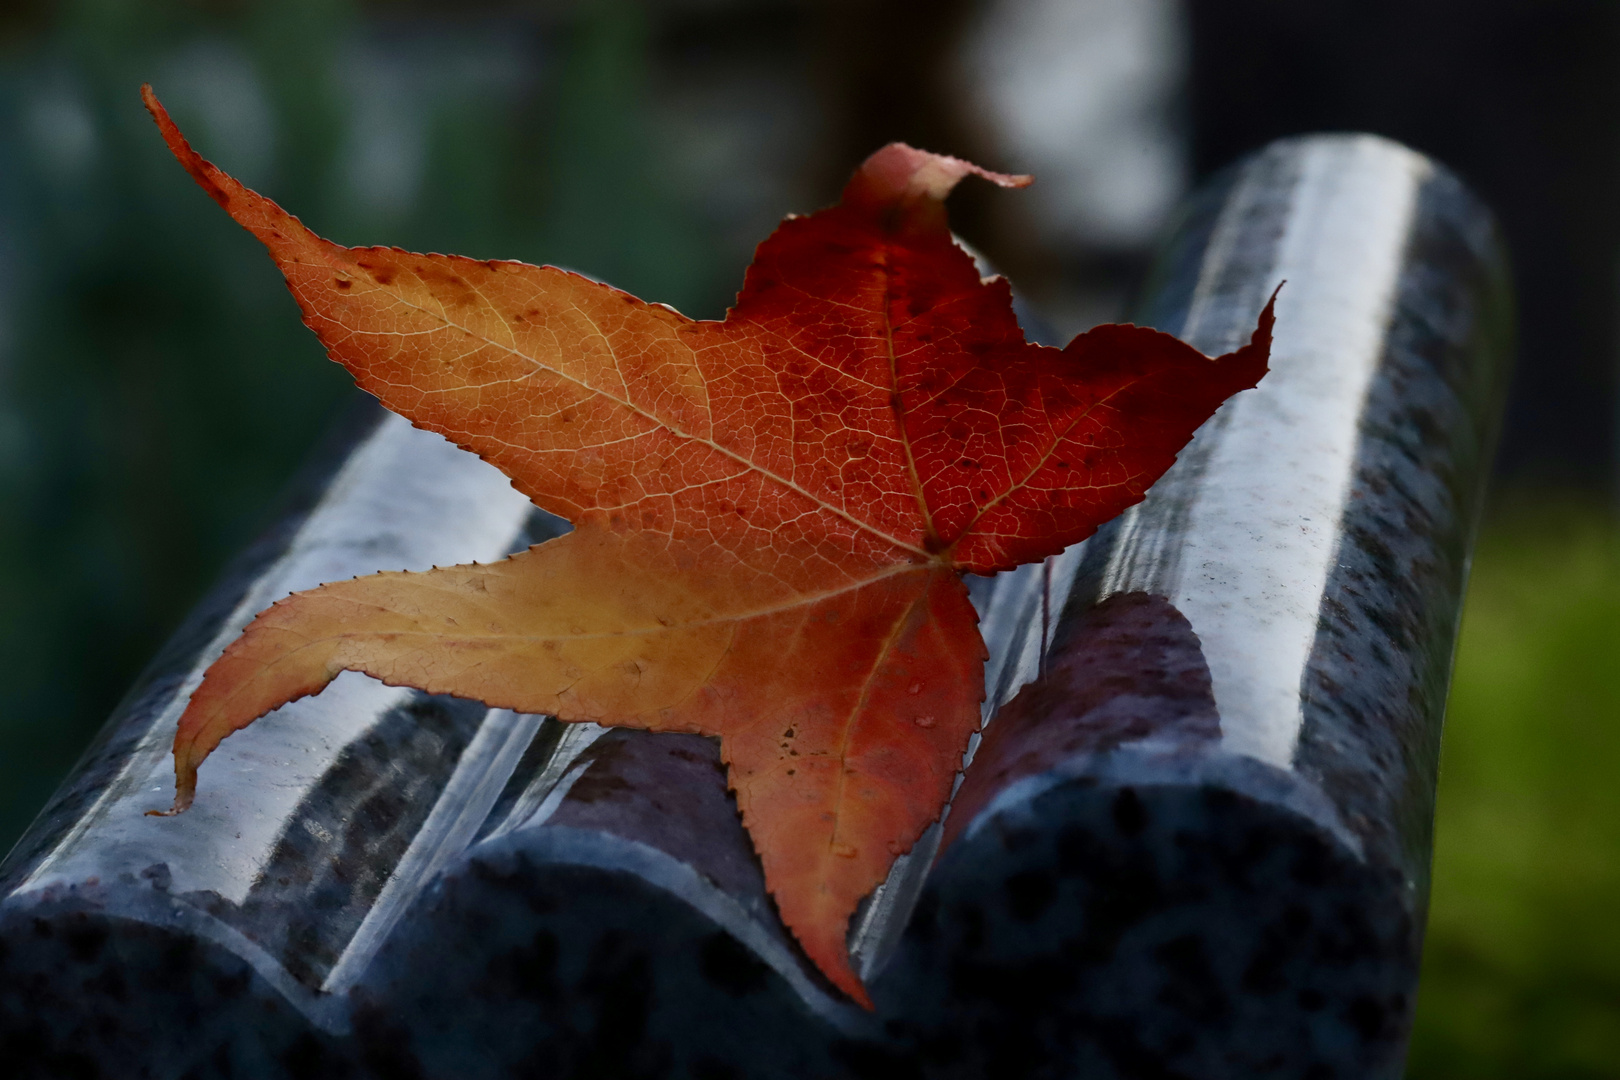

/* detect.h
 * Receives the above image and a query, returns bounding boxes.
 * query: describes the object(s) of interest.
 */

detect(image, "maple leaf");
[142,84,1272,1006]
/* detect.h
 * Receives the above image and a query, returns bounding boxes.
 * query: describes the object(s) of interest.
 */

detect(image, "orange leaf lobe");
[142,84,1271,1006]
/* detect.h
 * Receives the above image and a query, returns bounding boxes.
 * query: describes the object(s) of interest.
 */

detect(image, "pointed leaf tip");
[141,84,235,211]
[842,142,1032,220]
[145,766,194,817]
[145,745,200,816]
[799,924,875,1008]
[1245,280,1283,360]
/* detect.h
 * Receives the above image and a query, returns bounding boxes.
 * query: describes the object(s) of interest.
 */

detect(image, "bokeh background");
[0,1,1616,1074]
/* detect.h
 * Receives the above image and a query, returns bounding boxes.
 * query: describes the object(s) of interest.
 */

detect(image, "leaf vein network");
[358,277,931,560]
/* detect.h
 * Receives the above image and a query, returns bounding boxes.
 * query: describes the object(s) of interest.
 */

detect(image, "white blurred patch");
[24,75,97,180]
[334,29,532,223]
[961,0,1188,249]
[335,43,430,221]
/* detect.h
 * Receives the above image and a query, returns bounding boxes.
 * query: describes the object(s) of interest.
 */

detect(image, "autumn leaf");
[141,84,1272,1006]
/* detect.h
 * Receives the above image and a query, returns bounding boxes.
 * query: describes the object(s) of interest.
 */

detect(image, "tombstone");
[0,133,1510,1080]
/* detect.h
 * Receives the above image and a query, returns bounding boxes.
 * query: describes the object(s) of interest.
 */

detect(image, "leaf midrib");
[879,248,943,553]
[279,560,926,645]
[347,258,935,562]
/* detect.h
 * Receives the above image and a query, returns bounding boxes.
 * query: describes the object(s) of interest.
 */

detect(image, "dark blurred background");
[0,1,1615,1074]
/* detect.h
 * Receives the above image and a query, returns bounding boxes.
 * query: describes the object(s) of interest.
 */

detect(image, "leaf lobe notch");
[141,83,1272,1007]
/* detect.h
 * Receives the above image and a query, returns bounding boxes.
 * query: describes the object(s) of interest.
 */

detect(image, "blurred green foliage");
[1408,500,1620,1078]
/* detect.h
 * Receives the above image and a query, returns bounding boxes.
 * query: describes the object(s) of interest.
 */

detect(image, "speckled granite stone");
[855,136,1510,1080]
[876,763,1415,1080]
[0,881,356,1079]
[349,731,867,1080]
[1293,166,1512,905]
[183,693,489,989]
[0,134,1510,1079]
